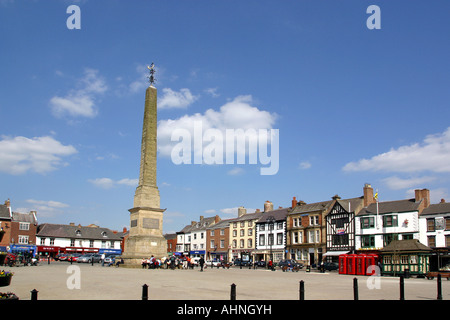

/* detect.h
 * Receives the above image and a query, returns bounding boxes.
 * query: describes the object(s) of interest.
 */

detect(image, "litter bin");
[404,268,410,279]
[306,265,311,272]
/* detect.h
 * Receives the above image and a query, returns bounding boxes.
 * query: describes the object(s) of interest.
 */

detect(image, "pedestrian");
[101,253,106,267]
[199,257,205,272]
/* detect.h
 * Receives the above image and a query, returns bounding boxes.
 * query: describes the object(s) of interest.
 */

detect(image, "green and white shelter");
[380,239,432,277]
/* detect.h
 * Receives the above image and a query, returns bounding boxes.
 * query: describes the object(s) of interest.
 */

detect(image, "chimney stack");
[238,206,247,217]
[415,189,430,208]
[441,199,446,203]
[264,201,273,212]
[363,183,375,207]
[292,197,298,208]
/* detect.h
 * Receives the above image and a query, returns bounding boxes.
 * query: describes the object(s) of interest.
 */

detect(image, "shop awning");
[323,251,349,257]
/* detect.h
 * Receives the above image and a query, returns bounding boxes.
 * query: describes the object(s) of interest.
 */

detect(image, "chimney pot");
[264,201,273,212]
[441,198,446,203]
[292,197,298,208]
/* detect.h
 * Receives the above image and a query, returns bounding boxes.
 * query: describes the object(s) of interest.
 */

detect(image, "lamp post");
[268,216,275,268]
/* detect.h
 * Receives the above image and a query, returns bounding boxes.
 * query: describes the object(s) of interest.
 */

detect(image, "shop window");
[410,255,417,264]
[401,256,409,264]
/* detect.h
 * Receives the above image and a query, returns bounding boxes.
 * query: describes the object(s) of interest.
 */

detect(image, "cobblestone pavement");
[2,261,448,300]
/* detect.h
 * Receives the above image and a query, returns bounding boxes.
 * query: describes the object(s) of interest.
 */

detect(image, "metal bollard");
[399,275,405,300]
[437,274,442,300]
[230,283,236,300]
[353,278,358,300]
[142,284,148,300]
[31,289,38,300]
[299,280,305,300]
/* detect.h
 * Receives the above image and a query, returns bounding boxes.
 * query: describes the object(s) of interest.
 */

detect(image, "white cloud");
[227,167,244,176]
[157,95,277,160]
[50,68,107,118]
[343,127,450,173]
[204,87,220,98]
[299,161,311,170]
[158,88,199,109]
[382,176,437,190]
[88,177,138,189]
[17,199,70,218]
[0,135,77,175]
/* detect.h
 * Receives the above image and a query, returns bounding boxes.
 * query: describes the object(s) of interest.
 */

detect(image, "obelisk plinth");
[122,64,167,266]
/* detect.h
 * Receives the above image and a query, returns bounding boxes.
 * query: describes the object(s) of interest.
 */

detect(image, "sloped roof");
[36,223,122,241]
[336,197,365,213]
[233,210,264,222]
[256,207,290,223]
[289,200,334,215]
[357,199,422,216]
[206,218,233,230]
[421,202,450,216]
[380,239,432,253]
[177,216,220,234]
[12,211,37,224]
[0,204,10,220]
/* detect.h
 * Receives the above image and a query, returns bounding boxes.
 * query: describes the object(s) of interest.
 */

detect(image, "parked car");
[323,262,339,271]
[278,259,303,270]
[104,255,118,264]
[67,253,82,262]
[78,254,102,263]
[233,258,252,267]
[206,259,221,267]
[56,253,68,261]
[254,260,266,268]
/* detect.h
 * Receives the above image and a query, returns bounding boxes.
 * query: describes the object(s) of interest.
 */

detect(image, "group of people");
[141,255,206,271]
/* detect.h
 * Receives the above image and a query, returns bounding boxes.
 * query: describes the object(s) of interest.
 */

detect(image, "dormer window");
[101,231,107,237]
[76,230,81,236]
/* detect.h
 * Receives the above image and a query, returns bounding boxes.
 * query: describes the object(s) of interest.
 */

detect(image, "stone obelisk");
[123,63,167,266]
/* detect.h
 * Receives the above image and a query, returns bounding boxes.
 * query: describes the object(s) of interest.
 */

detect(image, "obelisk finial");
[147,62,156,86]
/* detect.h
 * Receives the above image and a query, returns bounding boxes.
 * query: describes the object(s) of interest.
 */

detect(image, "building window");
[427,218,435,232]
[332,234,348,246]
[233,230,237,237]
[19,222,30,230]
[240,229,244,237]
[233,222,237,228]
[76,230,81,236]
[90,240,94,248]
[277,222,283,230]
[240,239,244,248]
[18,235,29,244]
[268,234,274,246]
[240,222,245,227]
[210,240,215,248]
[383,215,398,227]
[247,239,252,248]
[361,235,375,248]
[248,228,252,236]
[360,217,374,229]
[50,238,55,245]
[70,239,75,247]
[383,234,398,246]
[277,233,283,245]
[293,218,298,227]
[260,224,265,231]
[410,255,418,264]
[40,238,46,245]
[402,234,414,240]
[210,230,215,236]
[201,232,204,239]
[259,234,265,246]
[310,216,319,226]
[446,218,450,231]
[401,256,409,264]
[293,232,298,244]
[248,221,253,227]
[428,236,436,247]
[220,229,225,236]
[220,240,224,248]
[446,235,450,247]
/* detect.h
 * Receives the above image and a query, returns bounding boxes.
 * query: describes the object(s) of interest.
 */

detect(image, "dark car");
[255,260,266,268]
[278,259,303,270]
[323,262,339,271]
[233,258,252,267]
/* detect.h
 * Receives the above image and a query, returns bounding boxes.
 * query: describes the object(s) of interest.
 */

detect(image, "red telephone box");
[356,254,366,275]
[364,254,379,275]
[346,254,357,275]
[339,254,347,274]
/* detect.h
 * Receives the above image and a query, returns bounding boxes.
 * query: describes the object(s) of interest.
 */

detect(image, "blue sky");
[1,0,450,233]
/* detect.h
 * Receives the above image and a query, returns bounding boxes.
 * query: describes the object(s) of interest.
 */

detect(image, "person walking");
[199,257,205,272]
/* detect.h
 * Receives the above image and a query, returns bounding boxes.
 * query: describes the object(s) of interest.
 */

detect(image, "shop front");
[9,244,36,257]
[190,250,205,258]
[98,248,122,255]
[37,245,62,258]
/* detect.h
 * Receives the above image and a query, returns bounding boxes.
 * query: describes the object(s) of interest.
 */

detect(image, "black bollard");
[399,275,405,300]
[230,283,236,300]
[437,274,442,300]
[299,280,305,300]
[31,289,38,300]
[353,278,358,300]
[142,284,148,300]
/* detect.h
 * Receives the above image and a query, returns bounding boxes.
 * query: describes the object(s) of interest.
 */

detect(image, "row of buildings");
[1,184,449,272]
[169,184,449,272]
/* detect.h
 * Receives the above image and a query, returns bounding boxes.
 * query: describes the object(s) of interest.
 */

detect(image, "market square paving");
[3,262,448,300]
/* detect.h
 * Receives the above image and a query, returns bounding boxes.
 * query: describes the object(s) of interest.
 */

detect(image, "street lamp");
[267,216,275,268]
